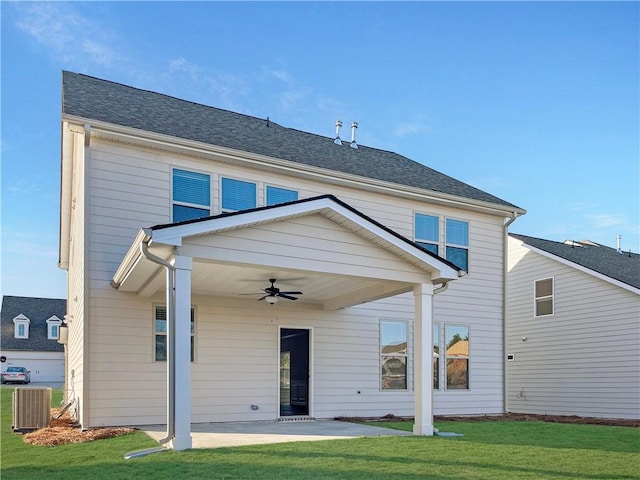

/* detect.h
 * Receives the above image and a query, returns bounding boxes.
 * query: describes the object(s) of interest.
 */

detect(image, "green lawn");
[2,387,638,479]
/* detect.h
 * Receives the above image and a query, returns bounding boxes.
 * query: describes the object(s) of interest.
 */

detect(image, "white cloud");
[14,2,121,69]
[393,115,432,137]
[585,213,627,229]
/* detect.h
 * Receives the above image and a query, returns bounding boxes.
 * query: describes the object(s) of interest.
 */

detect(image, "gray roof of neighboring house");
[510,234,640,290]
[1,296,66,352]
[62,71,522,211]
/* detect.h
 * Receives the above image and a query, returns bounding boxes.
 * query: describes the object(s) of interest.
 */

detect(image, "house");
[506,234,640,419]
[59,71,525,450]
[0,295,66,383]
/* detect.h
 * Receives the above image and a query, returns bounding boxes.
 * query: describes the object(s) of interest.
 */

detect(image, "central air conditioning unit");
[12,387,51,432]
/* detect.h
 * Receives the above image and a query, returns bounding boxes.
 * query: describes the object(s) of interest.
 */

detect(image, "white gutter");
[503,211,522,414]
[140,237,176,446]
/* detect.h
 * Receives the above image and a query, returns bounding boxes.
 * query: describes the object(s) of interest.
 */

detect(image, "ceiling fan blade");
[257,295,267,301]
[278,293,299,301]
[279,291,303,295]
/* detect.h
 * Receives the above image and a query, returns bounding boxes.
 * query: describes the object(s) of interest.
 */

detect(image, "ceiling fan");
[247,279,303,305]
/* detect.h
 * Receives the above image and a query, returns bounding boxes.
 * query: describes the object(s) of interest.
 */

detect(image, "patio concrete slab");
[141,420,412,449]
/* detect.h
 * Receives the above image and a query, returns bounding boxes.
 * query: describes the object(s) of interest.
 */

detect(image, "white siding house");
[59,71,525,450]
[0,296,66,384]
[506,234,640,420]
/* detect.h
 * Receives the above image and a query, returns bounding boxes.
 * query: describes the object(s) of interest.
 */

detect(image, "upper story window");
[415,213,439,255]
[380,320,408,390]
[154,305,195,362]
[535,278,554,317]
[446,218,469,272]
[46,315,62,340]
[221,177,256,212]
[266,186,298,206]
[172,168,211,222]
[13,314,30,339]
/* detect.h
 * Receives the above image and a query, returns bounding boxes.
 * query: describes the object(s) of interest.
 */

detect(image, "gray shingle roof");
[1,296,66,352]
[62,71,522,211]
[510,234,640,290]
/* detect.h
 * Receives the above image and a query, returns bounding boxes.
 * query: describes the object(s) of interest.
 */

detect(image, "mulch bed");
[22,408,136,446]
[337,413,640,428]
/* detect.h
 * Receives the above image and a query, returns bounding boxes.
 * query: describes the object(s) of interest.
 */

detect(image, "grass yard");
[2,387,638,479]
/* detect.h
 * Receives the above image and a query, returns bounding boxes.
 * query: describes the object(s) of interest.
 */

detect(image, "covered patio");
[141,419,412,449]
[112,195,460,450]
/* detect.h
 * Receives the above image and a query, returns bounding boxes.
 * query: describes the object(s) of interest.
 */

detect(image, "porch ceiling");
[138,259,414,310]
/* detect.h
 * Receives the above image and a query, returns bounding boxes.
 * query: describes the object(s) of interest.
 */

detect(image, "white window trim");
[46,315,62,340]
[13,314,30,339]
[534,277,555,317]
[379,319,409,392]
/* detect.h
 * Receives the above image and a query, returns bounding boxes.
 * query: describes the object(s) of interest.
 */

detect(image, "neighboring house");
[0,296,66,383]
[59,71,525,450]
[506,234,640,419]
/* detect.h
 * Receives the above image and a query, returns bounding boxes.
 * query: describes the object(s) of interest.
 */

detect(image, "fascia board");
[522,243,640,295]
[65,115,526,218]
[111,229,151,289]
[58,123,75,269]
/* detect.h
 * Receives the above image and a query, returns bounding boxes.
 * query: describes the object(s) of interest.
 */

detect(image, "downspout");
[503,212,521,414]
[140,239,176,445]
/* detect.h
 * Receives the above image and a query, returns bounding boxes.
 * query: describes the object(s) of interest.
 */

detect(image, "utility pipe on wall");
[140,239,176,445]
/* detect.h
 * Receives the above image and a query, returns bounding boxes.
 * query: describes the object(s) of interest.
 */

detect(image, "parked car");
[1,366,31,384]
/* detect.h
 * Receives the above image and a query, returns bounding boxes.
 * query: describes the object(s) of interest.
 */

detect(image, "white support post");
[413,283,434,436]
[171,255,192,451]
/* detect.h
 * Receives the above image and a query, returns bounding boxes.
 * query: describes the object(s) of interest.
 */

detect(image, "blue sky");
[1,1,638,300]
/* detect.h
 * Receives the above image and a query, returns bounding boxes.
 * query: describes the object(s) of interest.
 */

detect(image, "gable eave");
[515,241,640,295]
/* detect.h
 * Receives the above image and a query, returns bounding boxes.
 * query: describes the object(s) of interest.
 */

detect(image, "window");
[433,324,440,389]
[415,213,439,255]
[380,321,408,390]
[172,169,211,222]
[446,218,469,271]
[221,177,256,211]
[13,314,30,339]
[445,325,469,389]
[535,278,554,316]
[46,316,62,340]
[266,186,298,206]
[154,306,195,362]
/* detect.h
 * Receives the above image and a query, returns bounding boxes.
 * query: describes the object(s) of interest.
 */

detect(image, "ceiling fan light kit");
[244,278,303,304]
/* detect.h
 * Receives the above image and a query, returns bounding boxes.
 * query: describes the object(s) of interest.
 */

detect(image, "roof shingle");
[1,296,66,352]
[62,71,522,211]
[510,234,640,290]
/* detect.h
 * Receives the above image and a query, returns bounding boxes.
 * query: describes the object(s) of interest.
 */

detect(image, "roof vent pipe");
[350,121,358,149]
[334,120,343,145]
[617,234,622,254]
